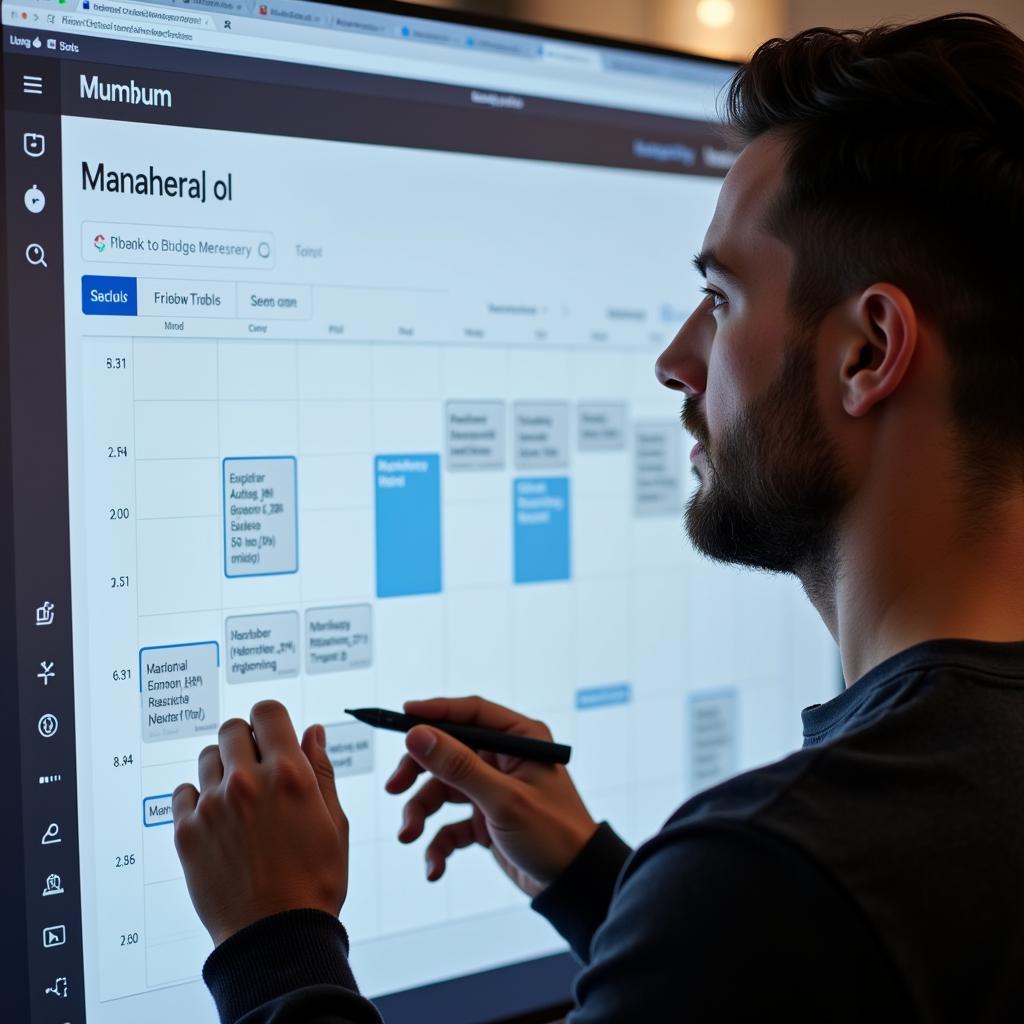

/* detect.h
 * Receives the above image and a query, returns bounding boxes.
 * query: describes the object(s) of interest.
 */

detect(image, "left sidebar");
[3,49,86,1023]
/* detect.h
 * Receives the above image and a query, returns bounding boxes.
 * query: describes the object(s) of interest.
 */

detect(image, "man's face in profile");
[657,133,852,579]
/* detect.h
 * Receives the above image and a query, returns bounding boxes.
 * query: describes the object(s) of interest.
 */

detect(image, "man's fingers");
[198,744,223,791]
[386,743,498,796]
[385,752,427,794]
[250,700,302,760]
[403,726,521,824]
[404,696,524,732]
[424,818,477,881]
[301,724,347,837]
[398,777,468,842]
[172,782,199,824]
[218,717,259,771]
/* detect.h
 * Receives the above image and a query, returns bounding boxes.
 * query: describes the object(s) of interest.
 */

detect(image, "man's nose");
[654,303,708,395]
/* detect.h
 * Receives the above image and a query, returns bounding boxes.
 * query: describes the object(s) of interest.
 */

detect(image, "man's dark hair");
[724,13,1024,490]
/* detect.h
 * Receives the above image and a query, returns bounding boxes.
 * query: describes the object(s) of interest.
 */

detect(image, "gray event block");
[633,421,682,515]
[324,721,374,777]
[306,604,373,674]
[514,401,570,469]
[225,611,300,684]
[446,400,506,470]
[223,456,298,577]
[578,401,628,451]
[689,690,738,791]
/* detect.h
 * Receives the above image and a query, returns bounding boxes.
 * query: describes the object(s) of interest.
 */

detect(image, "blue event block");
[576,683,632,710]
[375,454,442,598]
[513,476,570,584]
[82,274,137,315]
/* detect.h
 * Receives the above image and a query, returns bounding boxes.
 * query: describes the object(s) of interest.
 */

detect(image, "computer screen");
[1,1,839,1020]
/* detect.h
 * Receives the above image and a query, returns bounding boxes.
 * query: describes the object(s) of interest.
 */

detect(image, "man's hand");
[386,696,598,898]
[172,700,348,946]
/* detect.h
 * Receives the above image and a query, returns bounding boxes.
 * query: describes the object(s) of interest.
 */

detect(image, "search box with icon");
[25,242,48,267]
[81,221,275,269]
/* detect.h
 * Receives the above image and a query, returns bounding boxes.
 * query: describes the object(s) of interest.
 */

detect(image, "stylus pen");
[344,707,572,765]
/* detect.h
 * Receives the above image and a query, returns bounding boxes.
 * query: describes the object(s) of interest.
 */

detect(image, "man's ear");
[840,283,918,418]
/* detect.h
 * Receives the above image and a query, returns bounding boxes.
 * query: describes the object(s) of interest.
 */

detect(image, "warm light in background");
[656,0,784,60]
[696,0,736,29]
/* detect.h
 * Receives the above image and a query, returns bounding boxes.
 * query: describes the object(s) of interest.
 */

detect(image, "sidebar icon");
[23,131,45,157]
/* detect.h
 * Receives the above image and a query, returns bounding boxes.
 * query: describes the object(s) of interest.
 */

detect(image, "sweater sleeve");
[529,820,634,964]
[202,908,384,1024]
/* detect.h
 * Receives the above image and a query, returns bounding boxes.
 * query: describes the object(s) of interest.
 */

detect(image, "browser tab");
[328,7,397,39]
[539,40,602,71]
[467,30,539,60]
[603,49,736,88]
[176,0,250,15]
[602,51,683,79]
[253,0,325,28]
[116,0,176,9]
[400,16,467,50]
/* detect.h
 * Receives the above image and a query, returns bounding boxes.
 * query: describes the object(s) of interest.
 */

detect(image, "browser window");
[1,2,839,1021]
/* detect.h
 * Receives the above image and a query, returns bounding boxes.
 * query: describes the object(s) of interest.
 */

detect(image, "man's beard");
[682,331,850,588]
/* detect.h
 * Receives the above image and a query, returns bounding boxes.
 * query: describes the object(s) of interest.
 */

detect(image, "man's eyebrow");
[691,249,738,281]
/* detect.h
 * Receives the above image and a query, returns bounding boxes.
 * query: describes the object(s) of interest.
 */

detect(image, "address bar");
[56,10,199,42]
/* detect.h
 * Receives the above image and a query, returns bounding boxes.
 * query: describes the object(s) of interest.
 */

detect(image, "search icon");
[25,243,47,267]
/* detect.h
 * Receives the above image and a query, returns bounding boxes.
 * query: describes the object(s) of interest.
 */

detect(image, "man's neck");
[804,475,1024,688]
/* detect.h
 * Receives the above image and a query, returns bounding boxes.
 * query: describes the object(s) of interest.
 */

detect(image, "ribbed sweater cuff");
[203,908,359,1023]
[530,821,633,964]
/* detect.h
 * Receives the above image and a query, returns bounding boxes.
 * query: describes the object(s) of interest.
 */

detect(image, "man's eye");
[700,285,727,311]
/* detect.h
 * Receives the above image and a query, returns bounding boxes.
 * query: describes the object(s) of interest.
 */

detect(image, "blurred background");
[415,0,1023,60]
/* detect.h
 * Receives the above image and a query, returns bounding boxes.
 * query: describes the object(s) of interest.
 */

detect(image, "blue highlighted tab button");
[82,274,137,316]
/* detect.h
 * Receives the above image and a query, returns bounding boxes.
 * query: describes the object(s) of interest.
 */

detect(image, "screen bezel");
[0,2,739,1021]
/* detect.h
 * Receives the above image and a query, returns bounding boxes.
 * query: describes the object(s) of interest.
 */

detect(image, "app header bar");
[48,50,735,178]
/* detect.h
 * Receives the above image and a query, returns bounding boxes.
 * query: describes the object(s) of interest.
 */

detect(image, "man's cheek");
[716,326,780,427]
[704,360,739,448]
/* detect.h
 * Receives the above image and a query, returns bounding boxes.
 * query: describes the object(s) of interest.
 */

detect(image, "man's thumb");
[406,726,513,813]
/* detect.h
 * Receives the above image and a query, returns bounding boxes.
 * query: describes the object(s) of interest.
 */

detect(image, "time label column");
[81,336,147,998]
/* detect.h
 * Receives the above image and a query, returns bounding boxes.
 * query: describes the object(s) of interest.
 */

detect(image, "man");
[172,13,1024,1022]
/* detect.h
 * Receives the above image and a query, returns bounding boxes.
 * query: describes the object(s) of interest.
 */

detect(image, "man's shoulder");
[656,742,821,839]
